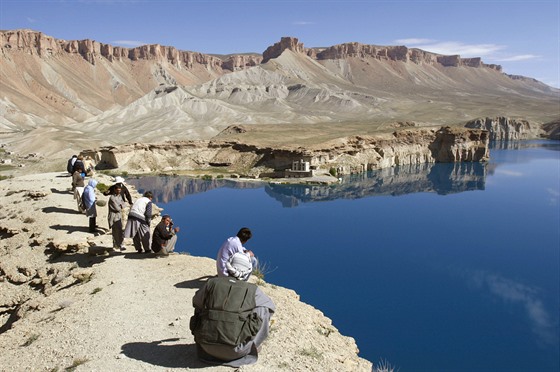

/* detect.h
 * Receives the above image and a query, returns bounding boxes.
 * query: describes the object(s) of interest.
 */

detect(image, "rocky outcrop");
[2,29,505,73]
[541,120,560,140]
[315,42,502,71]
[262,36,306,63]
[464,117,539,140]
[82,126,488,177]
[0,29,255,71]
[221,54,263,71]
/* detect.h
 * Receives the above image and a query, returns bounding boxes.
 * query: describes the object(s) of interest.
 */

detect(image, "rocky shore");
[0,172,372,371]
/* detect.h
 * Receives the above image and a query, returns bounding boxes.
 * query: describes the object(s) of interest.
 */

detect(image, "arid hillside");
[0,30,558,159]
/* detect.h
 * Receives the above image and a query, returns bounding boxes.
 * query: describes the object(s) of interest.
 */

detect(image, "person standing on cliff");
[82,178,98,233]
[216,227,257,279]
[72,155,85,175]
[108,185,126,251]
[103,176,133,206]
[72,165,86,212]
[123,191,153,253]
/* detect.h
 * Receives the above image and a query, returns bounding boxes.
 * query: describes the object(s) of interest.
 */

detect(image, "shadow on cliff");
[47,249,118,267]
[121,339,208,369]
[43,206,80,214]
[49,187,72,195]
[175,276,214,289]
[49,224,108,235]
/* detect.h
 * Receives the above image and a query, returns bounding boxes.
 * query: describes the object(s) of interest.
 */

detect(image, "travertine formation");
[82,126,489,176]
[465,116,538,140]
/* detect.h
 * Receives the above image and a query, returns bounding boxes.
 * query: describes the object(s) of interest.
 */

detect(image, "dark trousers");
[89,217,97,233]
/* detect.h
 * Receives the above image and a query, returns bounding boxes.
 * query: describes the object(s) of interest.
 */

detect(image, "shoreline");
[0,171,372,371]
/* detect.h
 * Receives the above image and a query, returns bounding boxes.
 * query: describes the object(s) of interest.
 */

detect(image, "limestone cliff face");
[82,127,489,176]
[464,117,539,140]
[541,120,560,140]
[221,54,263,71]
[0,29,256,71]
[259,36,502,71]
[304,39,502,71]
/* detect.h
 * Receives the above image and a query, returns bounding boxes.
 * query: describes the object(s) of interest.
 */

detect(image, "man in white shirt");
[216,227,257,277]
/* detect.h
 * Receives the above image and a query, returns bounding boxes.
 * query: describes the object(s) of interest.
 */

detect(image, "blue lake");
[128,140,560,372]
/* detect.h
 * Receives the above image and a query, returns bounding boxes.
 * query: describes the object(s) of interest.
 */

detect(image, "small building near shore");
[284,158,313,178]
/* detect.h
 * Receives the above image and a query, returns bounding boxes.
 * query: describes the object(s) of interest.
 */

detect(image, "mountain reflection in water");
[124,140,559,372]
[127,162,487,206]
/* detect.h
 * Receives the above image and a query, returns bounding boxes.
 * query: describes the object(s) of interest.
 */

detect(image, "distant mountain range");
[1,29,558,156]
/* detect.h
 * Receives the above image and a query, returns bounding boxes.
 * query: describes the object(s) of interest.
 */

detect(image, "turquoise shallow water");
[128,140,560,371]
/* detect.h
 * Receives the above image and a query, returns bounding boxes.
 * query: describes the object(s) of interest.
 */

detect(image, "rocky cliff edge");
[0,172,372,371]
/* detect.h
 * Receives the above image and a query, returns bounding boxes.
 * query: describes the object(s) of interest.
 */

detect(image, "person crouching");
[190,275,275,367]
[152,214,179,256]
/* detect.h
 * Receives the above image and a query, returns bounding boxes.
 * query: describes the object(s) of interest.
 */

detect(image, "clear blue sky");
[1,0,559,88]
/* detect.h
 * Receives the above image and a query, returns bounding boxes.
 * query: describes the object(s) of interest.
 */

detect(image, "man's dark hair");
[236,227,252,243]
[144,191,153,198]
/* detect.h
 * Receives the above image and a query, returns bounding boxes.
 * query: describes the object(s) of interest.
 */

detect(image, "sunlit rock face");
[465,117,538,141]
[82,126,489,177]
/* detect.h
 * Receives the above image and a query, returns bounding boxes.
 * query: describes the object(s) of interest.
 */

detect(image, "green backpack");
[191,277,263,346]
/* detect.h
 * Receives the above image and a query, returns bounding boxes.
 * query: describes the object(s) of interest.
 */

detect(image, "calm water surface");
[129,140,560,372]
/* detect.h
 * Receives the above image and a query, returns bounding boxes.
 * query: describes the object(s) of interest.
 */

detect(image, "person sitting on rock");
[216,227,258,279]
[190,275,275,367]
[226,251,253,281]
[151,214,179,256]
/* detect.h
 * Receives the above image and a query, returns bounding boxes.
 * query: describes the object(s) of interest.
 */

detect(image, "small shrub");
[374,358,396,372]
[22,333,39,347]
[201,174,212,180]
[65,358,89,371]
[216,174,224,179]
[253,261,276,281]
[23,217,35,223]
[299,346,323,359]
[317,326,335,337]
[329,167,337,177]
[91,287,102,295]
[96,183,109,194]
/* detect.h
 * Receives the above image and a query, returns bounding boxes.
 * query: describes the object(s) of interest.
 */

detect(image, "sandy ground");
[0,172,372,372]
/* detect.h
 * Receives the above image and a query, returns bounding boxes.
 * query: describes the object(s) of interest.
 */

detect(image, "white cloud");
[496,169,524,176]
[293,21,315,25]
[112,40,146,47]
[495,54,540,62]
[394,38,507,57]
[26,17,37,23]
[413,41,505,57]
[547,187,559,205]
[469,270,558,346]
